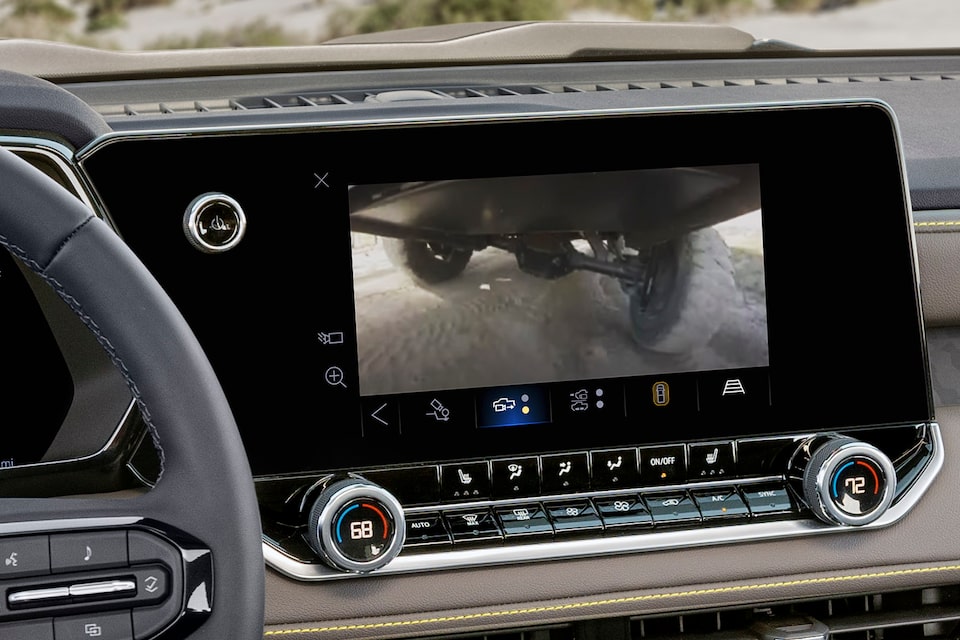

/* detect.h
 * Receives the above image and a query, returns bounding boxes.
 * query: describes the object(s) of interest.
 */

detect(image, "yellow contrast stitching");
[263,564,960,636]
[915,221,960,227]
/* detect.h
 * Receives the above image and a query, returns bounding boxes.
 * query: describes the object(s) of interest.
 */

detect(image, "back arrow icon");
[371,403,389,426]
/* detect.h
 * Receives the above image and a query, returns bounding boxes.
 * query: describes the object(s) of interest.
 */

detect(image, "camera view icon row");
[360,369,769,435]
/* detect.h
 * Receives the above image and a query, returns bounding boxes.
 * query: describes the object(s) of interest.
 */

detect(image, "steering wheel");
[0,147,264,637]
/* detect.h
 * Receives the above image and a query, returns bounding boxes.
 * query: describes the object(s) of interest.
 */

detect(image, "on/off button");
[639,445,686,485]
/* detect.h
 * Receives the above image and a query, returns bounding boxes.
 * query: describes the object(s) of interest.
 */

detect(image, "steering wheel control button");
[0,618,54,640]
[646,493,702,525]
[544,501,603,535]
[689,442,735,479]
[595,496,653,529]
[183,192,247,254]
[445,510,502,545]
[55,611,132,640]
[51,531,128,573]
[440,462,490,501]
[692,489,750,520]
[590,449,640,489]
[491,457,540,498]
[0,536,50,579]
[799,436,896,526]
[403,513,451,549]
[742,484,795,515]
[639,444,687,485]
[540,453,589,494]
[307,478,405,573]
[496,504,553,539]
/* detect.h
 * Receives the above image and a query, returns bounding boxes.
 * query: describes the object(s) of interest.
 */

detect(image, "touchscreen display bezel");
[81,100,933,476]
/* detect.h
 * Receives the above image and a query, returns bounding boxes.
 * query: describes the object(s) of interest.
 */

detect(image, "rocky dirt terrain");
[351,211,766,396]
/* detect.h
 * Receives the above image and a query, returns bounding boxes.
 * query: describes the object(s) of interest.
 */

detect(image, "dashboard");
[4,23,960,640]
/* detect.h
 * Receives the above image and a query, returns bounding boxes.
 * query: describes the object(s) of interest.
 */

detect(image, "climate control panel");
[258,423,940,580]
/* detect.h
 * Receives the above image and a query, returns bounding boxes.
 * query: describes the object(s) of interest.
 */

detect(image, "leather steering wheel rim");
[0,146,264,638]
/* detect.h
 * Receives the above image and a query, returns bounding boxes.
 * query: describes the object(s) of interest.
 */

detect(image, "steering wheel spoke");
[0,147,264,640]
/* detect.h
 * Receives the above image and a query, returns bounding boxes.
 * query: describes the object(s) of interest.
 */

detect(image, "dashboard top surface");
[3,42,960,640]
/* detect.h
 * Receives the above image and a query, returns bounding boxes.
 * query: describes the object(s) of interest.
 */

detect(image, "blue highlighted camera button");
[477,386,550,428]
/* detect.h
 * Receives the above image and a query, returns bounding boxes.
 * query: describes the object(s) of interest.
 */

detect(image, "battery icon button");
[652,381,670,407]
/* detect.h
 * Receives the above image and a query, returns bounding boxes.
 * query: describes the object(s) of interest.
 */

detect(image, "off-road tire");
[384,237,473,285]
[628,228,737,354]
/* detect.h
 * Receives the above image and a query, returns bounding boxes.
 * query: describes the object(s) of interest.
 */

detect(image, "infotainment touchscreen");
[349,166,767,399]
[82,101,933,476]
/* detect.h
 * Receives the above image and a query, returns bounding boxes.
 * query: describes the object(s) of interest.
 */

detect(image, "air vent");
[408,584,960,640]
[100,74,959,118]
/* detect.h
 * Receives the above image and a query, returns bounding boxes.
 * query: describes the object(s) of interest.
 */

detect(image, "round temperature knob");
[801,437,896,526]
[306,478,405,573]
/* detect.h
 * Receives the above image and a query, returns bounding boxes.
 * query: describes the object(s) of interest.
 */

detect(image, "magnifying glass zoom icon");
[324,366,347,388]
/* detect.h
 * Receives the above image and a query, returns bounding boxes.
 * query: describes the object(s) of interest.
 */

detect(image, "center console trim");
[263,423,942,581]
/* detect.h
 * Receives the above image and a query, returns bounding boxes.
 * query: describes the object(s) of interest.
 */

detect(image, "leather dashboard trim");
[913,212,960,326]
[263,561,960,639]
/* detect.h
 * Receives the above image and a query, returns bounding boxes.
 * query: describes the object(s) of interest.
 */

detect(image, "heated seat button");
[688,442,735,480]
[0,535,50,579]
[595,496,653,529]
[646,493,702,525]
[496,504,553,539]
[742,484,795,515]
[544,500,603,534]
[404,513,451,548]
[445,510,502,544]
[692,489,750,520]
[55,611,132,640]
[51,531,127,573]
[0,619,54,640]
[440,462,490,501]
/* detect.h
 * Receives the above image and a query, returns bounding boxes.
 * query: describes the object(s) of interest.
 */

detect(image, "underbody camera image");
[349,166,767,396]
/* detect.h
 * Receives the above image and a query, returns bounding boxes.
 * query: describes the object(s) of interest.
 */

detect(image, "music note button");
[50,531,128,573]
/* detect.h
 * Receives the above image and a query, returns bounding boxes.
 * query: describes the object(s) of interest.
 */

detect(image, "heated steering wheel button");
[0,536,50,579]
[51,531,128,573]
[55,611,132,640]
